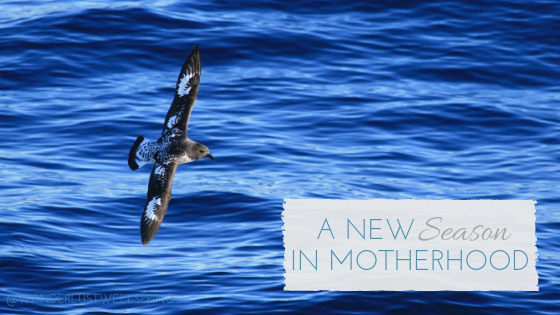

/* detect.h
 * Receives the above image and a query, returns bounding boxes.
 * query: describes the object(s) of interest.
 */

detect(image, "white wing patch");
[167,115,178,129]
[145,197,162,222]
[177,72,195,97]
[154,164,165,176]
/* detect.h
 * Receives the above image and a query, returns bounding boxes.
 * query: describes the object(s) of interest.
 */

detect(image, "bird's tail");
[128,136,154,170]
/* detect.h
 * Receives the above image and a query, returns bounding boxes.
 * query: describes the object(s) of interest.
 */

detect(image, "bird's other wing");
[162,44,201,137]
[140,162,178,245]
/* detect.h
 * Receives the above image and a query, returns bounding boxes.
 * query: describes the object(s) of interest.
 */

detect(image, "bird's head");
[192,142,214,161]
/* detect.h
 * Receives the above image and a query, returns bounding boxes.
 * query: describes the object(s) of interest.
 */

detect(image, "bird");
[128,44,214,245]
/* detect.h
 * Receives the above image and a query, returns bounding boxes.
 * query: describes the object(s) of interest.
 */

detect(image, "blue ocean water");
[1,0,559,313]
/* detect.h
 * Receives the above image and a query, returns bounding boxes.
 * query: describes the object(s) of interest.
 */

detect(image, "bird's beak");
[206,154,215,160]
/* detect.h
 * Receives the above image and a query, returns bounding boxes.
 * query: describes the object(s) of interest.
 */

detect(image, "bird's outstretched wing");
[162,44,201,137]
[140,162,178,245]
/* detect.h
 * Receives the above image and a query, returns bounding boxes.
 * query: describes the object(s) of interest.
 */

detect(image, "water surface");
[1,1,559,314]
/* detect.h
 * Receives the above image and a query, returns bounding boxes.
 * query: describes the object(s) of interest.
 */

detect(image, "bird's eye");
[199,150,204,153]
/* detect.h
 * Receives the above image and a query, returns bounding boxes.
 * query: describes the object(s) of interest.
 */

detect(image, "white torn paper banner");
[283,199,538,291]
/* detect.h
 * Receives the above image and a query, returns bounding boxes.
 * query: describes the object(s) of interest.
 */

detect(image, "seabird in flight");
[128,44,214,245]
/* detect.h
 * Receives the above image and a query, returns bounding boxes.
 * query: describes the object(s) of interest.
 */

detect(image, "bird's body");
[128,45,214,245]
